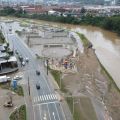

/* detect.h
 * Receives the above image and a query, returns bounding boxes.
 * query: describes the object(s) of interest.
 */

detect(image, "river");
[72,26,120,89]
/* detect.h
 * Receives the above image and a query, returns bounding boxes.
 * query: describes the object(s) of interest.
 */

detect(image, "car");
[15,50,18,54]
[22,61,25,66]
[19,55,23,61]
[25,57,29,62]
[4,101,13,107]
[36,84,40,90]
[14,75,22,80]
[7,76,11,81]
[36,70,40,75]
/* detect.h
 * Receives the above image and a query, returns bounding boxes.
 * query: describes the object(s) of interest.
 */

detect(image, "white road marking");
[54,103,60,120]
[38,96,40,101]
[40,96,42,101]
[59,103,67,120]
[52,94,56,99]
[33,101,59,106]
[46,95,48,100]
[54,95,57,99]
[33,104,36,120]
[42,95,44,101]
[44,95,47,101]
[38,104,42,120]
[33,94,58,103]
[47,104,52,120]
[53,112,56,120]
[48,94,51,99]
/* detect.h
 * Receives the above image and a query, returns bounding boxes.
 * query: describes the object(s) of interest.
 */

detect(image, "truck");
[0,75,10,83]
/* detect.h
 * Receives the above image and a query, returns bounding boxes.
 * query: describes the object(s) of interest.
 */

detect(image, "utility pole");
[28,77,30,96]
[73,97,74,115]
[60,71,62,89]
[46,59,49,75]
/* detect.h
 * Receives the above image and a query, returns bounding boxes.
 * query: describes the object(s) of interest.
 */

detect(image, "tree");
[80,7,86,16]
[3,7,16,15]
[4,53,10,63]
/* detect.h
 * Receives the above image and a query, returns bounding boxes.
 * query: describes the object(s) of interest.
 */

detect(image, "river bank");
[0,7,120,35]
[65,33,120,120]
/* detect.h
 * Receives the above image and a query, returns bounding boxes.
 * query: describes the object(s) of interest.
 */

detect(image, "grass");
[0,31,5,43]
[0,82,24,96]
[49,69,67,93]
[35,54,44,60]
[66,97,97,120]
[15,30,22,36]
[9,105,26,120]
[76,32,90,48]
[49,68,97,120]
[20,22,29,27]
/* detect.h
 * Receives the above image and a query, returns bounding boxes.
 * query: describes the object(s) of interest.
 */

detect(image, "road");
[1,22,67,120]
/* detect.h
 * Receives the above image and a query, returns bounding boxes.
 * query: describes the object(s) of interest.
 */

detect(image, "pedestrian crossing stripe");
[33,94,58,103]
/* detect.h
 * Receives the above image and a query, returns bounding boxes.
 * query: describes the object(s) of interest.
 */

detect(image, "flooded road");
[3,18,120,89]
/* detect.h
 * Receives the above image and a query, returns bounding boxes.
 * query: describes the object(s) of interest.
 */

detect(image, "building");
[0,44,18,74]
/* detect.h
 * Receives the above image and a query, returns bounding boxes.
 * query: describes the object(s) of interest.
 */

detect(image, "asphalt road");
[2,22,67,120]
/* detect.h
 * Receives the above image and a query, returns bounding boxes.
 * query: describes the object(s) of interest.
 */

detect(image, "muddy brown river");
[72,26,120,89]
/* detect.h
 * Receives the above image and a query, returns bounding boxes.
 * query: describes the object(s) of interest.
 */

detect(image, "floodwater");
[4,18,120,89]
[34,21,120,89]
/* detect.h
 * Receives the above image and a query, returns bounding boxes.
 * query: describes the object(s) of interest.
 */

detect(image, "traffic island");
[9,105,26,120]
[49,69,67,93]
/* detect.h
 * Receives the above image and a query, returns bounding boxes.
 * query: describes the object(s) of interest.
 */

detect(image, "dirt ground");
[63,48,120,120]
[0,88,24,120]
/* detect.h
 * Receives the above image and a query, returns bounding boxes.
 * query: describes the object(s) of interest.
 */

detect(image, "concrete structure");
[0,56,18,74]
[0,44,18,74]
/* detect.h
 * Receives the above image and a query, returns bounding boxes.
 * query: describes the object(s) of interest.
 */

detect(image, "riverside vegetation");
[0,7,120,35]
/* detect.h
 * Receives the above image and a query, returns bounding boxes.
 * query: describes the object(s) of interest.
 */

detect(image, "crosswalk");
[33,94,58,103]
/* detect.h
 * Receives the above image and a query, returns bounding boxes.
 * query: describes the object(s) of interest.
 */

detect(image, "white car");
[14,75,22,80]
[25,57,29,62]
[7,77,11,81]
[22,61,26,66]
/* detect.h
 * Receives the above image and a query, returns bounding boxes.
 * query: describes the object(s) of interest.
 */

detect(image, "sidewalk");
[22,85,34,120]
